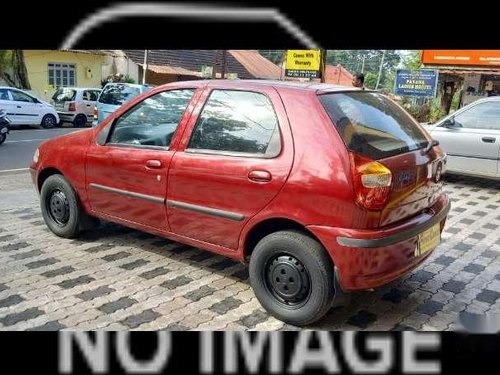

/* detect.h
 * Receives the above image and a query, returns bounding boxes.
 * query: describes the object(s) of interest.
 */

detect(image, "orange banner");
[421,50,500,66]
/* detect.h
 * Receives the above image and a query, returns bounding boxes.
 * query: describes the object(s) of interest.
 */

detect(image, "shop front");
[421,50,500,110]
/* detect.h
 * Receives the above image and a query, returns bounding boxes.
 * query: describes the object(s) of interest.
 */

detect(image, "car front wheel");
[40,174,83,238]
[249,230,336,326]
[41,114,57,129]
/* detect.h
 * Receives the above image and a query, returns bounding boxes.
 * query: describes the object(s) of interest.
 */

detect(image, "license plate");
[415,223,440,257]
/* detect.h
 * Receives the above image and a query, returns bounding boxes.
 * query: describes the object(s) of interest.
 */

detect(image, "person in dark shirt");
[352,73,365,89]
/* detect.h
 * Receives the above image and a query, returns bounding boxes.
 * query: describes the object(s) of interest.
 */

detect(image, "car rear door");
[166,83,294,250]
[430,100,500,177]
[8,89,41,125]
[85,87,199,230]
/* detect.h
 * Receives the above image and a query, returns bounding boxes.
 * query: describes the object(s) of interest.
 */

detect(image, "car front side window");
[454,101,500,130]
[10,90,35,103]
[106,89,194,148]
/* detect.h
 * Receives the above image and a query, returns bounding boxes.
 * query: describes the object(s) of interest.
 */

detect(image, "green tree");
[326,50,401,89]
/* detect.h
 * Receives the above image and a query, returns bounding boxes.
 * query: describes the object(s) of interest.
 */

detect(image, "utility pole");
[361,56,365,73]
[221,50,227,79]
[375,50,386,90]
[320,49,327,83]
[142,50,148,84]
[212,50,217,79]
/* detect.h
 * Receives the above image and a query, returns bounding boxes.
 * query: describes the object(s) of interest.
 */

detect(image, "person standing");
[352,73,365,89]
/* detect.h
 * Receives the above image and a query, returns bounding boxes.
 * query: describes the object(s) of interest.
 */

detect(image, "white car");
[52,87,101,127]
[0,86,59,128]
[424,96,500,179]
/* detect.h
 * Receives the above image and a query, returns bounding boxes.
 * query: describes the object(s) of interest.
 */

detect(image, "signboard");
[394,69,439,97]
[421,50,500,67]
[285,49,321,78]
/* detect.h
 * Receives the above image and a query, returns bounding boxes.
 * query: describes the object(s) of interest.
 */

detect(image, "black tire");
[0,133,6,145]
[41,114,57,129]
[40,174,82,238]
[249,230,336,326]
[73,114,87,128]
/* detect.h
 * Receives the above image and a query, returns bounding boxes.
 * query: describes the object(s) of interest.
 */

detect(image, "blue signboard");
[394,69,439,97]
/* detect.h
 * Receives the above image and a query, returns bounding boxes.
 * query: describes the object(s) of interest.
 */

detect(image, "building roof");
[324,64,354,86]
[122,50,282,79]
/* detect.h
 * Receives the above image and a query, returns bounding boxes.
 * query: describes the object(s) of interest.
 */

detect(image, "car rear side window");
[99,84,141,105]
[52,88,76,102]
[319,92,428,160]
[107,89,194,148]
[187,90,281,157]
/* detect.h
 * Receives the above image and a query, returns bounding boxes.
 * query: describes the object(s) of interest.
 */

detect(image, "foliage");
[0,50,30,89]
[101,73,136,88]
[401,51,422,70]
[326,50,401,89]
[364,72,377,89]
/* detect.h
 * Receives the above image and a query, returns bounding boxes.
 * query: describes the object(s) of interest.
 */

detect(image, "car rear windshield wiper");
[422,139,439,154]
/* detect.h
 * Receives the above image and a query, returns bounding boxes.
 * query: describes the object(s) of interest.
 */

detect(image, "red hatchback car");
[30,80,450,325]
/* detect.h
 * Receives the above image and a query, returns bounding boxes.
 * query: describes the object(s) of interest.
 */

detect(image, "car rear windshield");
[319,92,428,160]
[52,88,76,102]
[98,85,141,105]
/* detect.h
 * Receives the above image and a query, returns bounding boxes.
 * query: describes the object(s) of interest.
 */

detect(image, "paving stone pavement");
[1,171,500,330]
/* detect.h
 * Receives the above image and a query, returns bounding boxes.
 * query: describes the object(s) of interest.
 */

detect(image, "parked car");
[0,86,59,128]
[52,87,101,127]
[93,82,152,126]
[30,80,450,325]
[424,97,500,180]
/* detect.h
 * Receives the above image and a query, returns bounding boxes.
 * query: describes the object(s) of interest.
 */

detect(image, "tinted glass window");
[99,84,141,105]
[0,89,11,101]
[188,90,280,155]
[10,90,35,103]
[108,89,194,147]
[454,101,500,130]
[83,90,100,101]
[52,88,76,102]
[319,92,428,160]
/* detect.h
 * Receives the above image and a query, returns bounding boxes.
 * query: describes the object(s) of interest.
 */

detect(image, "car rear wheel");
[73,114,87,128]
[41,114,57,129]
[40,174,84,238]
[249,230,336,326]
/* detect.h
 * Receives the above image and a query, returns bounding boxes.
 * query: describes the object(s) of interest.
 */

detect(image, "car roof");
[151,79,365,94]
[55,87,101,91]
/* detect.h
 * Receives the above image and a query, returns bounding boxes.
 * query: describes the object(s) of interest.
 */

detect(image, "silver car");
[52,87,101,127]
[425,97,500,179]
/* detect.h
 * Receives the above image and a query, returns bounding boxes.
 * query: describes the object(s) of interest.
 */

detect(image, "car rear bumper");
[57,112,76,122]
[307,193,450,291]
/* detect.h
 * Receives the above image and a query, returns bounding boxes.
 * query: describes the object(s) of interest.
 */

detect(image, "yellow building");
[24,50,105,101]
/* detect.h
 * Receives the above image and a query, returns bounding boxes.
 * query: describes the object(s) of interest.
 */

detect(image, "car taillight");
[68,102,76,112]
[349,152,392,211]
[93,106,98,121]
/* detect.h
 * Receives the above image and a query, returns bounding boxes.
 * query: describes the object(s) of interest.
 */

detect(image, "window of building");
[48,63,76,87]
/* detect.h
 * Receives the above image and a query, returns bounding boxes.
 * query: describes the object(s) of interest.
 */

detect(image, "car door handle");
[146,160,162,168]
[481,137,496,143]
[248,170,272,182]
[86,104,92,107]
[16,105,21,108]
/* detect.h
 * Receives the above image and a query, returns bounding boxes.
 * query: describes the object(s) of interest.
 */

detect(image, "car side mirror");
[441,117,456,128]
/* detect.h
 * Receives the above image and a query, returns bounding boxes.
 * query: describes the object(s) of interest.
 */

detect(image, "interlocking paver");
[1,171,500,330]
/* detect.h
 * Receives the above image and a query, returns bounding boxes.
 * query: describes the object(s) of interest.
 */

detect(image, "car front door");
[431,100,500,177]
[167,85,294,250]
[8,89,41,125]
[85,88,198,230]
